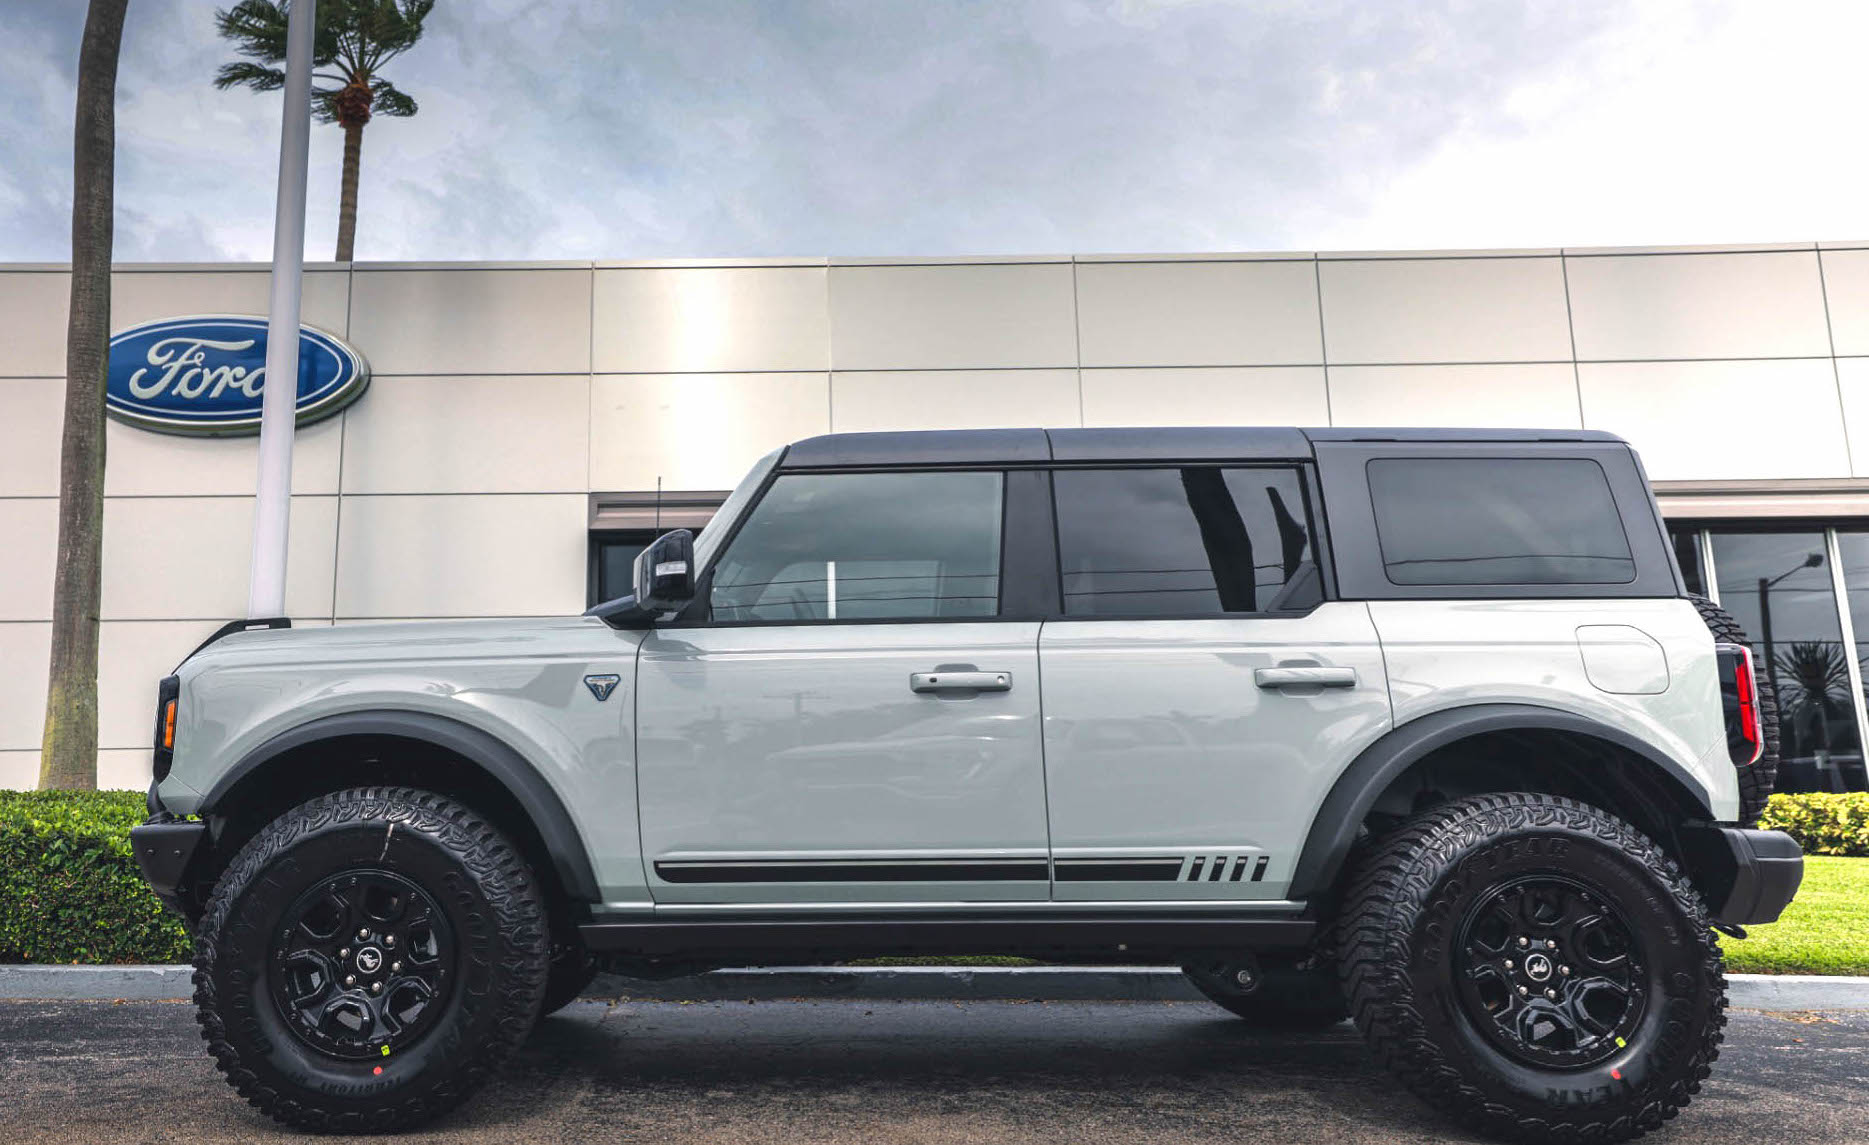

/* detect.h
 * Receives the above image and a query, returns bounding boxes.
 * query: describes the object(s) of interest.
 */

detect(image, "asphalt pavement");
[1,998,1864,1144]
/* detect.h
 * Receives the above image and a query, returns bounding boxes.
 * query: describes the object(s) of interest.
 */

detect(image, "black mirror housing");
[633,529,696,614]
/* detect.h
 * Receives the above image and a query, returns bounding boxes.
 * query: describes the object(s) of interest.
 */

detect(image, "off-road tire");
[1182,954,1348,1030]
[1337,792,1726,1144]
[193,787,550,1132]
[1687,594,1781,825]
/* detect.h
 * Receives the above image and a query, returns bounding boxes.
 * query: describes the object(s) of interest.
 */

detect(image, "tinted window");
[1367,458,1635,586]
[710,471,1003,623]
[1053,467,1319,616]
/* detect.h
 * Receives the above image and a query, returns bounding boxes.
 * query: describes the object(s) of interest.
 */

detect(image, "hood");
[180,615,625,673]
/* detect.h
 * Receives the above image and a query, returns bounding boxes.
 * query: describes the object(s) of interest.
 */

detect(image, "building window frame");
[1676,521,1869,793]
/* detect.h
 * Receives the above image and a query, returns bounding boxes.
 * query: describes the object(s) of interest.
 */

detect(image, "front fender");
[192,709,602,903]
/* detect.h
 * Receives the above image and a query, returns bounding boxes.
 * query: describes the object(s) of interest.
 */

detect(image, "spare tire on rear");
[1688,594,1781,825]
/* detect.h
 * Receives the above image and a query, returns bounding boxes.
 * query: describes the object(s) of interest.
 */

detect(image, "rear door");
[635,467,1053,905]
[1037,465,1393,902]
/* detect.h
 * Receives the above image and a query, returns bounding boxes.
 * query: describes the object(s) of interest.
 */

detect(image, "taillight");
[1715,643,1763,767]
[153,675,180,780]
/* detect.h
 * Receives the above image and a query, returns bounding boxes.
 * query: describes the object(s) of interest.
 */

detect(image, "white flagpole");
[247,0,317,618]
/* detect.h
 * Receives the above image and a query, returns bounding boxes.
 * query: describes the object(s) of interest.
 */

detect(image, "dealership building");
[4,240,1869,792]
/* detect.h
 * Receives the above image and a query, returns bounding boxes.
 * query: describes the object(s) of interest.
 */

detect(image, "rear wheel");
[1182,954,1347,1030]
[1337,792,1726,1143]
[193,787,550,1132]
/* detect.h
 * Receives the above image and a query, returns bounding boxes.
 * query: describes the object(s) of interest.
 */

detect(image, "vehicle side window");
[709,471,1004,623]
[1052,467,1320,617]
[1366,457,1635,586]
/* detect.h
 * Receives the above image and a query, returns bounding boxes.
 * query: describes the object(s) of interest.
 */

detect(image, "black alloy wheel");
[1337,792,1726,1143]
[269,869,454,1060]
[194,787,550,1132]
[1453,875,1646,1070]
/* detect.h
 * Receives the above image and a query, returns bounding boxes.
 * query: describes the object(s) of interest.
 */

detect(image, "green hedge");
[1759,791,1869,856]
[0,790,190,964]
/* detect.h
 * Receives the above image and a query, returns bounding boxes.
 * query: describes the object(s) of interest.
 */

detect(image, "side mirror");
[632,529,695,614]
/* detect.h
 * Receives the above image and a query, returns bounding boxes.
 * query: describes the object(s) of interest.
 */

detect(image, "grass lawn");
[1720,855,1869,975]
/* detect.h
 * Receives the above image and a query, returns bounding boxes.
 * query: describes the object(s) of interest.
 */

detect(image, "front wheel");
[1336,792,1726,1143]
[193,787,551,1132]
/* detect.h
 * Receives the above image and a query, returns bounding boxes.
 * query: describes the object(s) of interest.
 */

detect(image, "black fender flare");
[198,710,602,904]
[1286,703,1715,900]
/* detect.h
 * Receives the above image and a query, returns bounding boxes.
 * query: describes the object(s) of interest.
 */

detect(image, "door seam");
[1035,617,1058,901]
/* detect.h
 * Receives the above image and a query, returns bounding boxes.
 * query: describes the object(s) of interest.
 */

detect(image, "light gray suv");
[132,427,1801,1139]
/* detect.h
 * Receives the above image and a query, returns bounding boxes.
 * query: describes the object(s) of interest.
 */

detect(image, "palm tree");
[40,0,131,790]
[213,0,432,261]
[1775,640,1854,756]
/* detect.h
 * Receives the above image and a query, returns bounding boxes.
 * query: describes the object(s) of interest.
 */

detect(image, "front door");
[1037,464,1394,902]
[636,468,1051,905]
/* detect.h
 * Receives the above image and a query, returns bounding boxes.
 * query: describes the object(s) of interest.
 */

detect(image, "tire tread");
[1334,792,1727,1144]
[192,786,549,1133]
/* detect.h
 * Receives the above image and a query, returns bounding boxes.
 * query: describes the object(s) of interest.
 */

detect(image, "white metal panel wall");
[1,242,1868,786]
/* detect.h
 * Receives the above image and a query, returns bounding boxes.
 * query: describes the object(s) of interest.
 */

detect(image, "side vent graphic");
[1053,855,1272,883]
[1179,855,1271,882]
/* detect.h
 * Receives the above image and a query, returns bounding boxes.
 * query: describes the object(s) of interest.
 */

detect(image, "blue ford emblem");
[107,314,370,436]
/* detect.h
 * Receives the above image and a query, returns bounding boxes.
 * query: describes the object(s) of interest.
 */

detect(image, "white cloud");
[4,0,1863,262]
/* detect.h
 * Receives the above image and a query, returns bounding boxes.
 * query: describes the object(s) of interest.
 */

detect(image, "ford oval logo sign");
[106,315,369,436]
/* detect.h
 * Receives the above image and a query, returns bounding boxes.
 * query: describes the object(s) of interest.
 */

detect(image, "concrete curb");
[5,964,1867,1010]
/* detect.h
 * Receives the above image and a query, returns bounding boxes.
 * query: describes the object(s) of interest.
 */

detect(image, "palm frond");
[215,0,430,121]
[370,79,417,117]
[214,0,289,60]
[213,60,286,92]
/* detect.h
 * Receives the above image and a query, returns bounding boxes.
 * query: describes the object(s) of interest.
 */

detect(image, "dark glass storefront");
[1671,524,1869,792]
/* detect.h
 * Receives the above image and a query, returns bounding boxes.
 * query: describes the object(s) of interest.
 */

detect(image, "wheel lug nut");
[1517,985,1529,996]
[357,928,372,940]
[391,961,402,973]
[1517,937,1529,948]
[384,935,396,948]
[1560,965,1571,976]
[371,981,383,995]
[339,947,350,959]
[1545,939,1557,950]
[1545,989,1558,1000]
[1504,959,1514,970]
[344,974,356,987]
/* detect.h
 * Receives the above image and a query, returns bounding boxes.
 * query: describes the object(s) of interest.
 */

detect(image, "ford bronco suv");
[131,427,1801,1139]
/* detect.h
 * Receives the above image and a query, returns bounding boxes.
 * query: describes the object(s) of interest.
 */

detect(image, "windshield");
[692,445,785,574]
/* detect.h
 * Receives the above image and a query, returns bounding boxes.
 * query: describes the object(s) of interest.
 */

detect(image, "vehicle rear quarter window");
[709,470,1003,623]
[1052,467,1319,616]
[1366,457,1635,586]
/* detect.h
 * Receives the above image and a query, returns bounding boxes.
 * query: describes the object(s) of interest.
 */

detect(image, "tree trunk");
[41,0,130,791]
[336,120,362,261]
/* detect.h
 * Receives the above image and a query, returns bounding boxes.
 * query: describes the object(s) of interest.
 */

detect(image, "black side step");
[579,914,1314,959]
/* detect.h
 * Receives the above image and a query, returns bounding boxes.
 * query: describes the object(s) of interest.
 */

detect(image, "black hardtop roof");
[778,426,1625,469]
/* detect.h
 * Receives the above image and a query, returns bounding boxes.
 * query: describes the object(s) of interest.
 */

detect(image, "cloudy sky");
[2,0,1865,263]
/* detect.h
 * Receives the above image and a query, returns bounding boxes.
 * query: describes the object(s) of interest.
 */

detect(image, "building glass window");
[1669,526,1706,597]
[709,471,1004,623]
[1709,530,1865,793]
[1831,529,1869,791]
[1052,467,1319,616]
[589,531,656,607]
